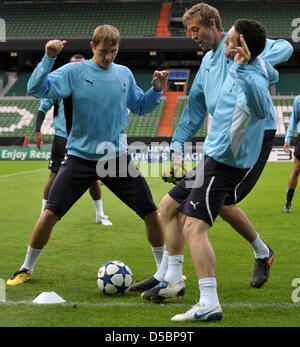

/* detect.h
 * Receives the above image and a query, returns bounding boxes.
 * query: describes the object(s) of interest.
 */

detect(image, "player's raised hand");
[152,70,169,92]
[45,40,67,58]
[232,34,251,64]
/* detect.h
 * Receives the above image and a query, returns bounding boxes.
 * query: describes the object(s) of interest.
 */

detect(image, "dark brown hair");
[233,19,266,59]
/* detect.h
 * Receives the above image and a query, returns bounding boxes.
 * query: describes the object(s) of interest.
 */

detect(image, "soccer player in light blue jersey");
[283,95,300,212]
[35,54,112,225]
[164,18,276,323]
[135,2,292,297]
[6,25,168,286]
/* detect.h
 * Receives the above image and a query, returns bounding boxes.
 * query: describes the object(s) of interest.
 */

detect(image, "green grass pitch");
[0,160,300,327]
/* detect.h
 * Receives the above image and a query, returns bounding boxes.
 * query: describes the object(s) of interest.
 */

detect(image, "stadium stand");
[4,73,31,96]
[0,96,166,141]
[169,0,300,37]
[173,97,209,137]
[0,96,296,143]
[1,1,162,38]
[126,97,166,137]
[173,96,296,138]
[0,0,299,145]
[0,98,53,143]
[156,2,171,37]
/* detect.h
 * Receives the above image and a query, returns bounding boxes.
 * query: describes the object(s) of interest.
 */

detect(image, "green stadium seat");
[2,2,162,39]
[0,99,51,143]
[126,98,166,136]
[170,1,300,37]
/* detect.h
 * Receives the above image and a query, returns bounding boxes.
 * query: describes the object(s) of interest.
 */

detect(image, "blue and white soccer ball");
[97,260,133,295]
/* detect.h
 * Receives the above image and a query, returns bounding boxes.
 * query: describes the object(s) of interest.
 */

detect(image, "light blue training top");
[38,98,67,139]
[203,58,276,169]
[285,95,300,143]
[28,55,163,161]
[171,35,293,155]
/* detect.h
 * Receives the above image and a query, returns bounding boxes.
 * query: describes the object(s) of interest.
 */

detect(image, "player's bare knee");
[294,163,300,176]
[219,204,235,220]
[159,194,179,220]
[182,217,197,239]
[183,218,210,241]
[40,209,59,224]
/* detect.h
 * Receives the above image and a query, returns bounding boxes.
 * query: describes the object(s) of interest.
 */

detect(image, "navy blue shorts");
[224,130,276,205]
[48,135,67,173]
[46,154,157,219]
[294,134,300,161]
[168,155,250,226]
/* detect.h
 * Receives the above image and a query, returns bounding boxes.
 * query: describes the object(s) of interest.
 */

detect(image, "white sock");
[251,234,269,259]
[41,199,47,214]
[154,249,169,281]
[93,199,104,217]
[21,245,42,275]
[199,277,220,308]
[164,254,184,283]
[151,245,165,270]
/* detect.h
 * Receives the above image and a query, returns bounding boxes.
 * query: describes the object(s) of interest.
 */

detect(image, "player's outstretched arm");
[27,40,72,99]
[127,69,167,116]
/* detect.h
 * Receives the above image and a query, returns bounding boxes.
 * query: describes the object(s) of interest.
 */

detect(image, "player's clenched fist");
[45,40,67,58]
[152,70,169,92]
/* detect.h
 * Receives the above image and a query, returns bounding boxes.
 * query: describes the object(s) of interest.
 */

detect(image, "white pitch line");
[2,301,299,309]
[0,168,47,178]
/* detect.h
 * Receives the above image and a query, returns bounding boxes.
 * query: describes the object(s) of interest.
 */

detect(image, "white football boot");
[171,302,222,322]
[96,215,113,226]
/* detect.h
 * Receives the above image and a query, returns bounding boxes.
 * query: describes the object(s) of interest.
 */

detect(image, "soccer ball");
[97,260,133,295]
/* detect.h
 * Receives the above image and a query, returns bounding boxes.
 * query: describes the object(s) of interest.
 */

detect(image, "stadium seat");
[169,0,300,37]
[0,99,50,142]
[0,96,298,142]
[126,98,166,136]
[173,97,209,137]
[2,1,162,39]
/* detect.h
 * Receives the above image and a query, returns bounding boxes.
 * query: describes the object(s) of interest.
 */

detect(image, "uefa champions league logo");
[0,19,6,42]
